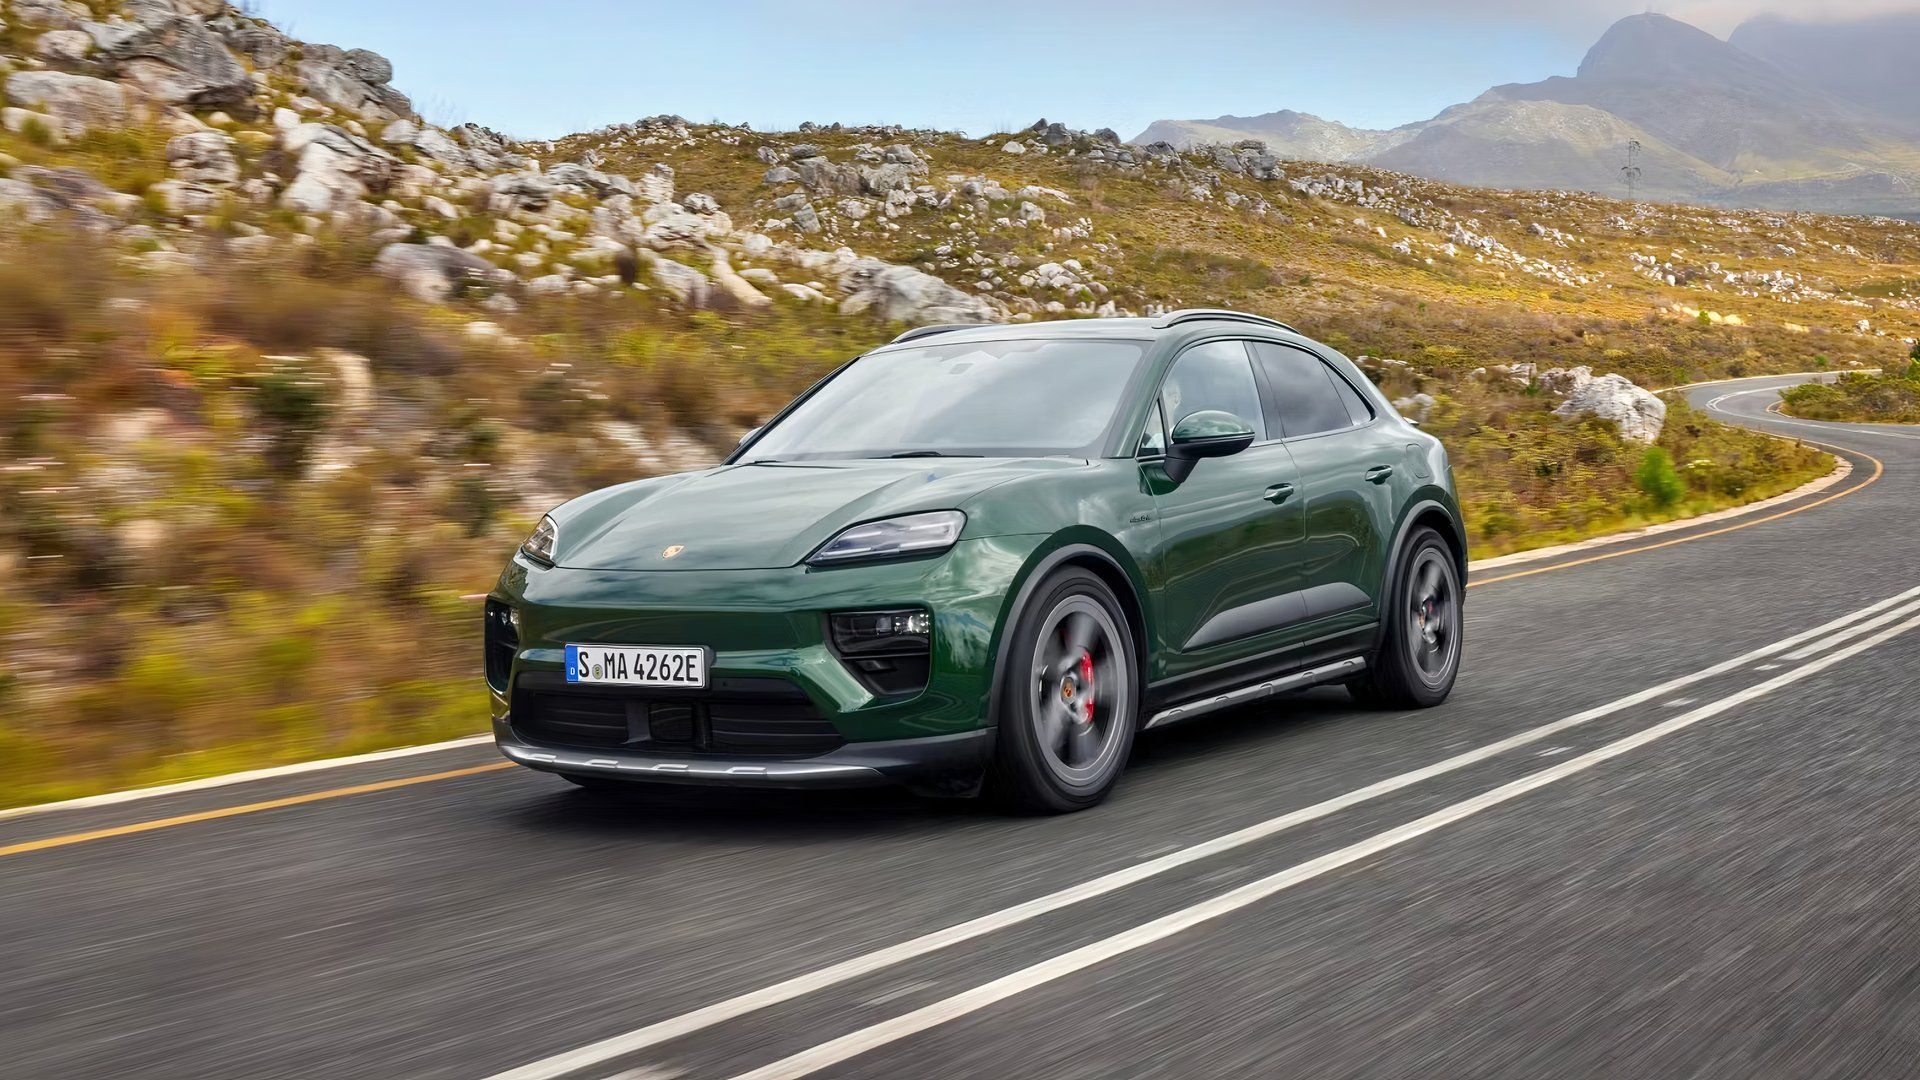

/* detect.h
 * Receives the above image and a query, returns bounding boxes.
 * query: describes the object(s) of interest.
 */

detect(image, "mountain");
[1134,12,1920,216]
[1135,110,1408,162]
[1729,12,1920,132]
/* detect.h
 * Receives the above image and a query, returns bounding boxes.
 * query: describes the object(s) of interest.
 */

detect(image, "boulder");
[280,123,397,213]
[83,10,253,109]
[705,248,772,309]
[297,44,412,121]
[3,71,133,139]
[381,118,496,171]
[35,28,93,60]
[147,177,223,214]
[647,256,714,307]
[166,129,238,185]
[838,257,1003,325]
[546,162,637,200]
[487,170,558,213]
[215,20,292,69]
[637,200,719,249]
[372,243,504,303]
[0,177,62,222]
[1541,367,1666,443]
[772,192,821,234]
[795,156,864,197]
[10,0,87,29]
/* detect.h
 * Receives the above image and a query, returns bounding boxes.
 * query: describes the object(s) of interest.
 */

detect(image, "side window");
[1329,367,1375,425]
[1137,400,1167,457]
[1251,342,1357,438]
[1160,340,1267,441]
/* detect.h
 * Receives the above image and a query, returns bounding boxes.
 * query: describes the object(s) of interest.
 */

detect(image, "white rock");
[1542,367,1666,443]
[35,28,93,60]
[3,71,131,139]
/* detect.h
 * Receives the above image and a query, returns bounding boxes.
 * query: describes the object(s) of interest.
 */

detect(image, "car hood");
[550,458,1077,571]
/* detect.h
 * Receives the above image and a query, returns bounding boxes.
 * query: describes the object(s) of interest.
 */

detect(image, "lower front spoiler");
[494,722,994,797]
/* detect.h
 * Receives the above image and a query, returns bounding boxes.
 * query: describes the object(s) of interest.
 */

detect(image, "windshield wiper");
[883,450,981,458]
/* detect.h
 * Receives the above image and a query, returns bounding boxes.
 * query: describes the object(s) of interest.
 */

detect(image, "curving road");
[6,373,1919,1080]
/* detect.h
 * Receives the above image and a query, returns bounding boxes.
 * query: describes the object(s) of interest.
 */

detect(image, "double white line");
[489,585,1920,1080]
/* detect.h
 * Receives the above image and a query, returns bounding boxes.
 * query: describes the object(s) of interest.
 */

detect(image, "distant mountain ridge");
[1134,12,1920,216]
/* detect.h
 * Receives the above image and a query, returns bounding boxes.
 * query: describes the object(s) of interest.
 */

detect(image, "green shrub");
[1635,446,1685,508]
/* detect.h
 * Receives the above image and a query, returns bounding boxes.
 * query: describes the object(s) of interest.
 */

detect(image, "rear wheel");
[1349,526,1462,709]
[986,567,1139,813]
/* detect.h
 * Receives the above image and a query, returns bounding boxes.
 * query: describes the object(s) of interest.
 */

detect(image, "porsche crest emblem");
[661,545,685,559]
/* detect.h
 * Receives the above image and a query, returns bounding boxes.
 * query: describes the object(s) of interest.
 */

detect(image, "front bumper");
[495,719,993,794]
[487,535,1043,793]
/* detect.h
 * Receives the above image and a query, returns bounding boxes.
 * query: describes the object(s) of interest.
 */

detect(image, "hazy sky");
[253,1,1920,139]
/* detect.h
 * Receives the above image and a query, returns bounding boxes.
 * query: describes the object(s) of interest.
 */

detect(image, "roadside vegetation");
[1779,345,1920,423]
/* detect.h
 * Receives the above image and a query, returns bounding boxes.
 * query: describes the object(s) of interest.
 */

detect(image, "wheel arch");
[1382,496,1468,604]
[984,536,1151,733]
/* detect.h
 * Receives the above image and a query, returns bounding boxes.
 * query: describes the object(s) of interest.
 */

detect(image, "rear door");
[1249,341,1398,619]
[1143,340,1307,675]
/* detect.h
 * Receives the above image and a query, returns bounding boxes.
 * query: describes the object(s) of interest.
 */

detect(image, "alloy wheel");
[1028,595,1131,787]
[1406,546,1460,687]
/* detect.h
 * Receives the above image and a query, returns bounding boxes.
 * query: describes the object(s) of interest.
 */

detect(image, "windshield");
[743,337,1150,461]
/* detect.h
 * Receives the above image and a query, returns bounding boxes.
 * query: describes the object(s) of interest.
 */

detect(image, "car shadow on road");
[495,687,1381,844]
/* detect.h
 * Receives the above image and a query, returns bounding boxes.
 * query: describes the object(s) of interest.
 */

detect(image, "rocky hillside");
[0,0,1904,803]
[1138,13,1920,217]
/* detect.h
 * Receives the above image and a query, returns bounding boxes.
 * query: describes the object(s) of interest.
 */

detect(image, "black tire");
[1349,526,1462,709]
[985,567,1141,813]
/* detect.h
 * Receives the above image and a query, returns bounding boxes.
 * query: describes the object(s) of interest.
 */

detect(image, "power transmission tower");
[1622,139,1642,203]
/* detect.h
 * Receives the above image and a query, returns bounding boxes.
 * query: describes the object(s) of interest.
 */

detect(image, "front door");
[1144,340,1307,679]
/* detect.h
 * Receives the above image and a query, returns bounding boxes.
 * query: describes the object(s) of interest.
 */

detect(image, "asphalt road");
[6,373,1918,1080]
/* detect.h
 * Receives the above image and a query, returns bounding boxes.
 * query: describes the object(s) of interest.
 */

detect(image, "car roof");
[868,312,1322,354]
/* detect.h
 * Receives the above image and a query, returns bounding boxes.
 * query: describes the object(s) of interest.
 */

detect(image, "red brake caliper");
[1078,650,1096,724]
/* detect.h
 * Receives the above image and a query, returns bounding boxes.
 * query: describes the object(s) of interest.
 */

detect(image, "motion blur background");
[3,0,1917,808]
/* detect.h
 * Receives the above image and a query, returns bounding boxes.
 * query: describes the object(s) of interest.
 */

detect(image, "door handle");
[1365,465,1394,484]
[1263,483,1296,504]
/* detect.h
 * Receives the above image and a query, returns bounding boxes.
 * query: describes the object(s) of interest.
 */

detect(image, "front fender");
[981,533,1153,732]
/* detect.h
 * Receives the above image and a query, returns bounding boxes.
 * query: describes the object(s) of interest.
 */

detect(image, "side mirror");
[1164,410,1256,482]
[736,426,762,448]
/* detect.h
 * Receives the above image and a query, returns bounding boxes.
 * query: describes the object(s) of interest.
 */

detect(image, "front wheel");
[1349,526,1462,709]
[986,567,1140,813]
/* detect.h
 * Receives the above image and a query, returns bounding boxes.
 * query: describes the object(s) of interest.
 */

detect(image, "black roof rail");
[890,323,997,344]
[1151,309,1300,334]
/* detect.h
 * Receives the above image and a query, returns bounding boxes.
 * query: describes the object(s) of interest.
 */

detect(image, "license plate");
[565,644,707,688]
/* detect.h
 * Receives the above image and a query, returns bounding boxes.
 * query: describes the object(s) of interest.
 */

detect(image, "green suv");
[487,310,1465,811]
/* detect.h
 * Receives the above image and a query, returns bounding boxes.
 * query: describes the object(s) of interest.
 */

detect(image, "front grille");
[511,677,844,758]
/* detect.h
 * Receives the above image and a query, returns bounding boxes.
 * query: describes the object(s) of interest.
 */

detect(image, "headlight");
[521,515,558,565]
[809,511,964,566]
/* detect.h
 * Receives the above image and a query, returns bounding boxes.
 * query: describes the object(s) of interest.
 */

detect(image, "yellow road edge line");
[0,763,515,859]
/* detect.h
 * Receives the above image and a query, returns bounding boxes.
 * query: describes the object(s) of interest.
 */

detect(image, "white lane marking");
[0,735,496,823]
[739,611,1920,1080]
[1782,597,1920,661]
[482,585,1920,1080]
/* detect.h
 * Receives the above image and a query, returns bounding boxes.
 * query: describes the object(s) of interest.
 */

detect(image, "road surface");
[5,373,1917,1080]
